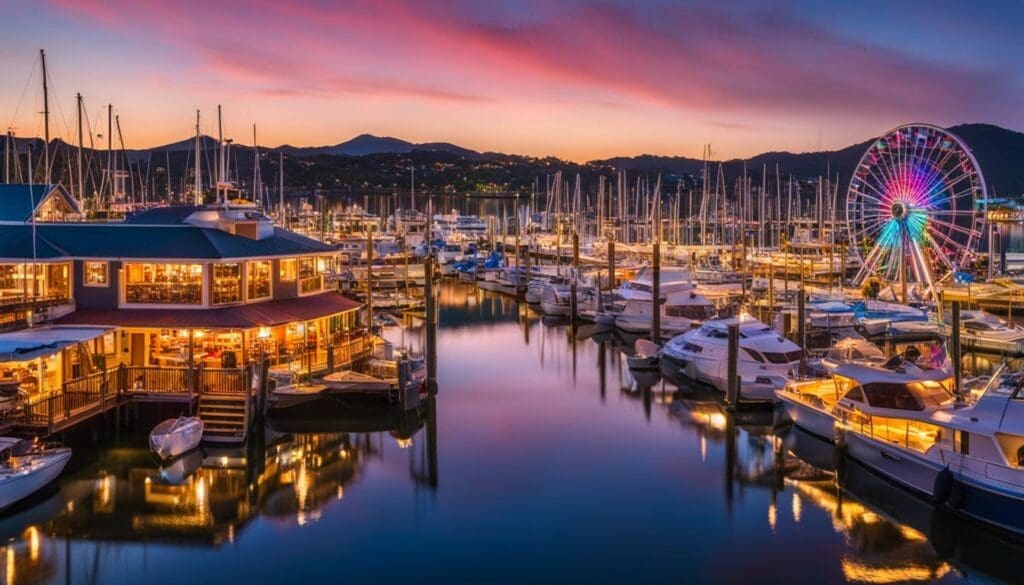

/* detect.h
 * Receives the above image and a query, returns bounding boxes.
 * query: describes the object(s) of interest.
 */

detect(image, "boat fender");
[932,467,954,505]
[947,477,965,510]
[422,379,439,397]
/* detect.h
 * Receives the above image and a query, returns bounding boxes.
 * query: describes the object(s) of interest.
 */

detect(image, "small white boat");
[149,416,204,460]
[627,339,661,370]
[540,283,573,316]
[0,438,72,511]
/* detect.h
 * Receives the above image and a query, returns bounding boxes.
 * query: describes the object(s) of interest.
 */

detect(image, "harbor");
[3,5,1024,581]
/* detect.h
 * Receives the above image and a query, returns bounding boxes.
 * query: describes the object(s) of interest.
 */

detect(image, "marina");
[2,6,1024,580]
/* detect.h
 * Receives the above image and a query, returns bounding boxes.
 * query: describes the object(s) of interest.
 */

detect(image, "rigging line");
[7,59,38,130]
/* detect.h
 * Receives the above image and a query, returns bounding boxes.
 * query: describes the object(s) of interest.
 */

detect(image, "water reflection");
[4,282,1024,584]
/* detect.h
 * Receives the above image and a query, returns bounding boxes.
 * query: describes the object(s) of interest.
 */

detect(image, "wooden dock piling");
[726,323,739,408]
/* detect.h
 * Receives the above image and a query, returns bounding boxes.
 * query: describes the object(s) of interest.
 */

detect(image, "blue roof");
[0,184,61,222]
[123,206,201,225]
[0,223,334,261]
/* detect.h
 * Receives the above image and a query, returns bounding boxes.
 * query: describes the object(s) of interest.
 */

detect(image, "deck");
[16,364,252,436]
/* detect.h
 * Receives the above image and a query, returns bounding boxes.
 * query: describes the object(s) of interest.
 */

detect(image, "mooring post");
[424,199,438,393]
[726,323,739,408]
[607,238,616,311]
[797,285,807,377]
[570,231,580,322]
[652,212,661,342]
[952,301,962,400]
[257,356,270,422]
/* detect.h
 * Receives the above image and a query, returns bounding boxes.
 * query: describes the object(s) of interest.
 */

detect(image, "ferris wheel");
[847,123,987,290]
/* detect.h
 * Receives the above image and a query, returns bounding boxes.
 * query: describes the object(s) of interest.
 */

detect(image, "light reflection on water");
[1,281,1022,584]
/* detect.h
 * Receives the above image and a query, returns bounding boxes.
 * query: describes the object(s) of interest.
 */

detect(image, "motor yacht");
[661,316,802,402]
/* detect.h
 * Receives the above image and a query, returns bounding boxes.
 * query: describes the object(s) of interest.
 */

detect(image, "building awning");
[0,326,112,362]
[55,292,363,329]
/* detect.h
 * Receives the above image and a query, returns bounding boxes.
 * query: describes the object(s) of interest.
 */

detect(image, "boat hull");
[150,419,204,460]
[0,449,72,511]
[540,301,570,316]
[777,392,836,442]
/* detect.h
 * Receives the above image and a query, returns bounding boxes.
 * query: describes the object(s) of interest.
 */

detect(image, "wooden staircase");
[198,393,248,444]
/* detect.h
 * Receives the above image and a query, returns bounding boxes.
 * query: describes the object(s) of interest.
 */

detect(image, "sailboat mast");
[165,150,171,202]
[4,129,10,184]
[410,165,415,212]
[194,110,202,205]
[279,151,285,225]
[40,49,50,184]
[76,93,85,207]
[106,104,113,207]
[217,104,223,204]
[252,124,260,207]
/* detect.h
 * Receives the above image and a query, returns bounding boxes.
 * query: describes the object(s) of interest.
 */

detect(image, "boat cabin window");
[965,321,994,332]
[841,386,865,403]
[762,350,802,364]
[862,382,925,410]
[742,348,765,363]
[666,305,715,320]
[682,342,703,354]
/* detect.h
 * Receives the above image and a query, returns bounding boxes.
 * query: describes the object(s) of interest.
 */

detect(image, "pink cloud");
[37,0,1024,155]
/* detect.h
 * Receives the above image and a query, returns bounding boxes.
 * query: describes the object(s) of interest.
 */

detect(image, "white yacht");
[614,291,715,336]
[958,310,1024,356]
[827,364,1024,536]
[777,358,951,441]
[613,266,696,302]
[661,316,802,402]
[806,335,886,375]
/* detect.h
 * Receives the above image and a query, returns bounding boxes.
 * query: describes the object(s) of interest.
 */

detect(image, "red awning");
[55,292,362,329]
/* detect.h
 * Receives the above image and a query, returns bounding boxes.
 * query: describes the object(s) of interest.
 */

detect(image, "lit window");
[84,261,109,286]
[280,259,297,281]
[212,263,243,305]
[247,261,272,300]
[124,263,203,305]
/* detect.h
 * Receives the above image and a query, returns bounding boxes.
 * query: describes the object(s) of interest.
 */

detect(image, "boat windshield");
[860,379,952,410]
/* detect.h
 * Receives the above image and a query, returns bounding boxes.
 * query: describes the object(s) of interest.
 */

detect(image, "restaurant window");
[247,260,272,300]
[280,259,297,282]
[212,263,243,305]
[124,263,203,305]
[298,257,323,294]
[84,261,109,286]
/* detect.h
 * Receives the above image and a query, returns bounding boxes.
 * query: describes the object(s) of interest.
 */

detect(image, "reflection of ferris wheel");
[847,123,986,290]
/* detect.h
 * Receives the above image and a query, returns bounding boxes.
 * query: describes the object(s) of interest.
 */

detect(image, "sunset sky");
[2,0,1022,161]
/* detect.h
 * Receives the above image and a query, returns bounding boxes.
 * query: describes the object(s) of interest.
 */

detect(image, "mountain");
[4,124,1022,197]
[276,134,482,158]
[589,124,1024,196]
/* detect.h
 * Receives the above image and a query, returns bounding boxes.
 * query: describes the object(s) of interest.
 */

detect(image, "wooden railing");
[123,365,190,394]
[22,368,118,430]
[198,367,250,395]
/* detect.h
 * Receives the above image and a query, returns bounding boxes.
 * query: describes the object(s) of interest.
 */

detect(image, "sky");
[1,0,1022,161]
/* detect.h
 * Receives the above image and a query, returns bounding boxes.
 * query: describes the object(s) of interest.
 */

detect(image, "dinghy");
[627,339,661,370]
[0,438,71,511]
[149,416,204,460]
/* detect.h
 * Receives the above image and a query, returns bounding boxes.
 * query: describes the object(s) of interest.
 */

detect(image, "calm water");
[2,282,1023,585]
